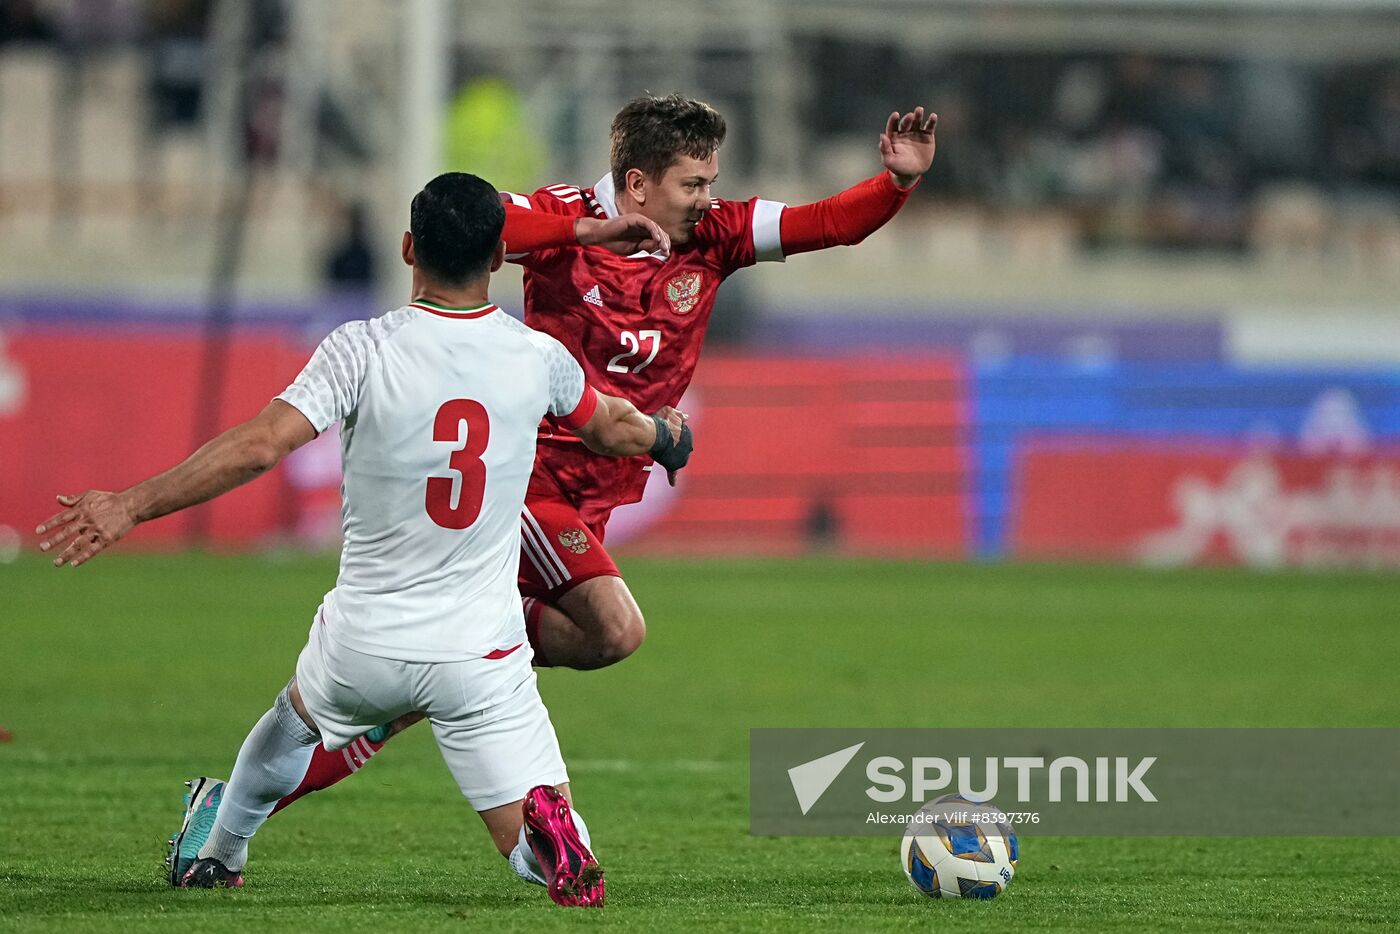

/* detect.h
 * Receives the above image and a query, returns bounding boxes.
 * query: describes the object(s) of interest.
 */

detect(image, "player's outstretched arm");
[778,106,937,257]
[575,397,693,486]
[36,400,315,568]
[503,205,670,257]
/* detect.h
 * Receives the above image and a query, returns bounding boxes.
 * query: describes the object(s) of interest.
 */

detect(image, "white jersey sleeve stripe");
[752,198,787,263]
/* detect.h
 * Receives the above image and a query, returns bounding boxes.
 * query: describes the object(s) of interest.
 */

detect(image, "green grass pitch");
[3,553,1398,931]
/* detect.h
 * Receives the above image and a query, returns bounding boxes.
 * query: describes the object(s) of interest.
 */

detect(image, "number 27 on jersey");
[607,329,661,374]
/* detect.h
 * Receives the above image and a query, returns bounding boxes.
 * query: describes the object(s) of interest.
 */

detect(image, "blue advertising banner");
[971,359,1400,557]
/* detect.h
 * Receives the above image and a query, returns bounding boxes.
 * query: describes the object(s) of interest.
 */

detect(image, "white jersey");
[277,301,598,662]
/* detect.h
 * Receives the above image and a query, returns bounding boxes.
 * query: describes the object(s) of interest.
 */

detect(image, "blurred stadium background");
[2,0,1400,571]
[6,4,1400,928]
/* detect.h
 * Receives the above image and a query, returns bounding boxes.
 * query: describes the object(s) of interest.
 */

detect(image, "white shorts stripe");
[521,536,561,589]
[342,747,360,773]
[520,516,563,588]
[521,513,568,585]
[522,510,571,581]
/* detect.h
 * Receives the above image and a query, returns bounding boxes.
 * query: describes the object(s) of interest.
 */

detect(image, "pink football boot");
[522,785,604,907]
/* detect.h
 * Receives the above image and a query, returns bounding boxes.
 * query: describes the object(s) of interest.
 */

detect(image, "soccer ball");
[900,795,1019,899]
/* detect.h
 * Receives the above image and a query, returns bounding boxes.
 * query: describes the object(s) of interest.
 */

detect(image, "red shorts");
[516,470,621,603]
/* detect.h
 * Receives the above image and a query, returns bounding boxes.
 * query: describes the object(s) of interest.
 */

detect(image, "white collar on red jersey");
[590,173,619,219]
[590,173,670,261]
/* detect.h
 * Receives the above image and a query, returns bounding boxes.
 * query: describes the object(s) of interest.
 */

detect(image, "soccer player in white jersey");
[35,173,688,907]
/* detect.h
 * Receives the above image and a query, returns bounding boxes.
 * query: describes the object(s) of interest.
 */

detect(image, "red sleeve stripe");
[554,384,599,431]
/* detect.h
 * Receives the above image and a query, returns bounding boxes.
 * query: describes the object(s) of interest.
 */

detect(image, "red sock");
[523,596,552,667]
[270,732,386,816]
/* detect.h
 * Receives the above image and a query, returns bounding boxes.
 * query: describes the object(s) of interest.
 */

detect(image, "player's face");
[643,152,719,245]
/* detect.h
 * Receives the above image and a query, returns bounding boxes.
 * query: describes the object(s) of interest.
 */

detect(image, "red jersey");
[504,176,787,524]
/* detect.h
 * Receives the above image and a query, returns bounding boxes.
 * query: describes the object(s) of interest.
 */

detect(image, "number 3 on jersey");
[607,329,661,374]
[425,399,489,530]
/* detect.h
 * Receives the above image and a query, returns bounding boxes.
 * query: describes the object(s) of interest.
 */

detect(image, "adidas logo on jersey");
[581,285,604,308]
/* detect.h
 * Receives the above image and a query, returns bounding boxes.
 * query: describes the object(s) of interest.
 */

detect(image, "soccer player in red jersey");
[503,95,936,670]
[166,95,937,869]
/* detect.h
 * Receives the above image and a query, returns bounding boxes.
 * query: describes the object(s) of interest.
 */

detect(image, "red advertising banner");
[1,332,971,557]
[1012,438,1400,568]
[621,354,970,557]
[0,327,308,549]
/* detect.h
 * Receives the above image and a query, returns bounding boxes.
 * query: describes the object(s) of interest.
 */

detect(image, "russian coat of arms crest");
[664,272,702,315]
[557,528,590,554]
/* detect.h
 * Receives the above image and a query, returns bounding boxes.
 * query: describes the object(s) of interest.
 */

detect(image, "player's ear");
[402,231,414,266]
[624,167,647,205]
[489,238,505,272]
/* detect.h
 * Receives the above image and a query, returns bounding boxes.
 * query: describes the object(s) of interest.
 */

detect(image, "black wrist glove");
[649,413,694,477]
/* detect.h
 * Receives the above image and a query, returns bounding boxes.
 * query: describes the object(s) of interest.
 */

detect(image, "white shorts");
[294,612,568,811]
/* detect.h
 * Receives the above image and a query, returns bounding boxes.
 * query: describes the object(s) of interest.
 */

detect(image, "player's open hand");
[577,213,671,257]
[879,107,938,189]
[36,491,136,568]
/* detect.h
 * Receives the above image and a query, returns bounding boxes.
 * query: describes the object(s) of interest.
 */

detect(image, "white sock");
[198,687,317,871]
[507,807,591,886]
[508,833,546,886]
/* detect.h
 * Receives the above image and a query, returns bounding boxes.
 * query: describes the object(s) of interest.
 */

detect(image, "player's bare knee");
[557,576,646,667]
[596,607,645,664]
